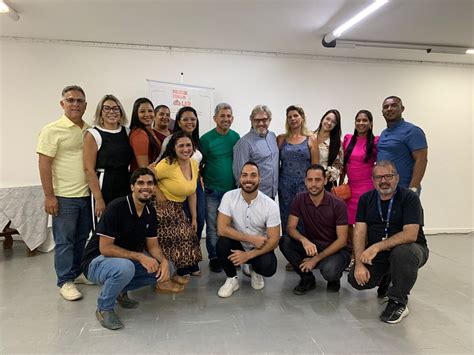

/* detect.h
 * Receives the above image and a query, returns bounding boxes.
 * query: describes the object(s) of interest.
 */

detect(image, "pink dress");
[343,134,379,224]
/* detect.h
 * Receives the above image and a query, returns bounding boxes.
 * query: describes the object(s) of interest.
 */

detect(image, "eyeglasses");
[181,117,197,122]
[252,118,270,124]
[102,105,121,113]
[63,98,86,105]
[373,174,397,182]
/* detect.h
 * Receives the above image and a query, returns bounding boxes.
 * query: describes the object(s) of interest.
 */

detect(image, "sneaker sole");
[385,306,409,324]
[251,282,265,290]
[218,284,240,298]
[60,292,82,301]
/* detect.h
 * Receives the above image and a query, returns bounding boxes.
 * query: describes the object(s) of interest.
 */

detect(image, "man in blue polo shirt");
[280,164,350,295]
[81,168,171,330]
[377,96,428,194]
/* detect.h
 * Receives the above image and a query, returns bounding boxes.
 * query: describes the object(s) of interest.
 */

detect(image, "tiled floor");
[0,234,472,354]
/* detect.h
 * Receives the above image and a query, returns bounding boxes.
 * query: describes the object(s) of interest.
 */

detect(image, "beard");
[240,181,259,194]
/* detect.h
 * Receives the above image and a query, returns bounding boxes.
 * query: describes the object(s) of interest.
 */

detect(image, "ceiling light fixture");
[0,1,19,21]
[330,39,473,55]
[323,0,389,46]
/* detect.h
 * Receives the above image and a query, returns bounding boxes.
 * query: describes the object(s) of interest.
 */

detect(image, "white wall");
[1,38,472,233]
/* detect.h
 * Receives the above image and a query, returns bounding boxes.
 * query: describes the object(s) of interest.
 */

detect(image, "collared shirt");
[80,194,158,276]
[378,119,428,187]
[218,189,281,251]
[232,129,279,198]
[200,128,240,192]
[36,115,90,197]
[290,191,348,246]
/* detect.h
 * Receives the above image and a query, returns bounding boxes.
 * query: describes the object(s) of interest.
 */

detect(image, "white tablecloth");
[0,185,54,251]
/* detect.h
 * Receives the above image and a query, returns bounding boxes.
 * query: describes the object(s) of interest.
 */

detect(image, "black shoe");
[377,274,391,298]
[326,280,341,293]
[209,259,222,273]
[95,309,124,330]
[116,292,139,309]
[380,300,409,324]
[293,276,316,295]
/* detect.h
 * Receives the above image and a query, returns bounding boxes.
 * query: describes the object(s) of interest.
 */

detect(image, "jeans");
[52,196,92,287]
[279,235,350,282]
[204,188,226,260]
[87,255,173,311]
[216,237,277,278]
[348,243,429,305]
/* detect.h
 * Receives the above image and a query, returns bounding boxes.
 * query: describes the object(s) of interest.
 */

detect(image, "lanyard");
[377,189,397,240]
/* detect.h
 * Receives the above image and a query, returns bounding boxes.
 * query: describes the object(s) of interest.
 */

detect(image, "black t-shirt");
[81,194,158,276]
[356,186,426,262]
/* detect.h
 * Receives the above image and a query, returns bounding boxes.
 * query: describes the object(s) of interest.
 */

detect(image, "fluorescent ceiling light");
[466,49,474,54]
[323,0,389,44]
[0,1,19,21]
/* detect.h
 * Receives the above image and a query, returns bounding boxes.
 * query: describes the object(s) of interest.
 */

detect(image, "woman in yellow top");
[153,131,202,292]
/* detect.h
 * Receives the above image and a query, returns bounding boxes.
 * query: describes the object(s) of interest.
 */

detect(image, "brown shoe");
[155,280,184,293]
[172,274,190,285]
[285,262,294,272]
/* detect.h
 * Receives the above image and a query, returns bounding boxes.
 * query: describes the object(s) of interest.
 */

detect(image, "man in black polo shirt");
[348,160,429,324]
[280,164,350,295]
[81,168,170,330]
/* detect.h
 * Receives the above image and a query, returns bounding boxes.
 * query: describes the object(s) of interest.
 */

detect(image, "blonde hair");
[93,94,128,127]
[284,105,312,137]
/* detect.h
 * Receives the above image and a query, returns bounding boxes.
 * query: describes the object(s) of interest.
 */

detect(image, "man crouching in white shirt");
[216,161,281,297]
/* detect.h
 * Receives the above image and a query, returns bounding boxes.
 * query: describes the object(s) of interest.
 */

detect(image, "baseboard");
[424,228,473,235]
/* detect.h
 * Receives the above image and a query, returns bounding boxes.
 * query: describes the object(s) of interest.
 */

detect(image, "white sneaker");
[60,282,82,301]
[242,264,251,277]
[74,273,95,285]
[250,270,265,290]
[218,277,239,298]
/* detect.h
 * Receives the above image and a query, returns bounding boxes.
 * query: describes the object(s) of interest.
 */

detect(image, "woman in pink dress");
[341,110,379,263]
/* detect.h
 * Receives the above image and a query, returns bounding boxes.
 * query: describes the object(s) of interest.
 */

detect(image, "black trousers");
[216,237,277,278]
[348,243,429,305]
[279,235,351,282]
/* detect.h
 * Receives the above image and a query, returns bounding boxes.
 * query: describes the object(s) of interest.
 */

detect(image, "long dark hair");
[173,106,200,150]
[344,110,375,165]
[130,97,161,161]
[316,109,342,167]
[159,131,194,165]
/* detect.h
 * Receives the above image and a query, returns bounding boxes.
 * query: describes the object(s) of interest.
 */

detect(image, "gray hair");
[62,85,85,98]
[249,105,272,121]
[214,103,233,116]
[373,160,398,175]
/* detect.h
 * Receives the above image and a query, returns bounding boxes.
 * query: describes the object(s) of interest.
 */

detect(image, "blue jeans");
[87,255,173,311]
[204,188,226,260]
[52,196,91,287]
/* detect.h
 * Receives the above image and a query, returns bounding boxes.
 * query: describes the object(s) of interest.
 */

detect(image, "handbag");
[331,183,352,200]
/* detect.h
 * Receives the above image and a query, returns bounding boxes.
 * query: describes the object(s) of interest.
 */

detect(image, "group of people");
[37,85,429,330]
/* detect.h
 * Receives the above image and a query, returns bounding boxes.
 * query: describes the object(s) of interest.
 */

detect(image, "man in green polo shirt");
[200,103,240,272]
[37,85,92,301]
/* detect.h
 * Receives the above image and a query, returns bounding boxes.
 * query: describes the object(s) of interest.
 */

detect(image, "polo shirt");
[289,191,348,246]
[356,186,426,249]
[80,194,158,277]
[232,129,279,198]
[218,189,281,251]
[200,128,240,192]
[377,119,428,187]
[36,115,90,197]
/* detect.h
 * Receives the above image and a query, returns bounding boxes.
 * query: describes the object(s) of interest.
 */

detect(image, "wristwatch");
[409,186,419,193]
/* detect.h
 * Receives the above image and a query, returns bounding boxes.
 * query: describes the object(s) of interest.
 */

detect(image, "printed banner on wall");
[147,79,215,131]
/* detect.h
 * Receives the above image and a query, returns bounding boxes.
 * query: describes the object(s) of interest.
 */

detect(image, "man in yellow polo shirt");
[37,85,92,301]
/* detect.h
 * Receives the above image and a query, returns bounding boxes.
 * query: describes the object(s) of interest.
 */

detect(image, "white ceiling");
[1,0,473,64]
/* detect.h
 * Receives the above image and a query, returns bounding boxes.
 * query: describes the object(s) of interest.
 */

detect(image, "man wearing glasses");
[348,160,429,324]
[232,105,279,200]
[37,85,92,301]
